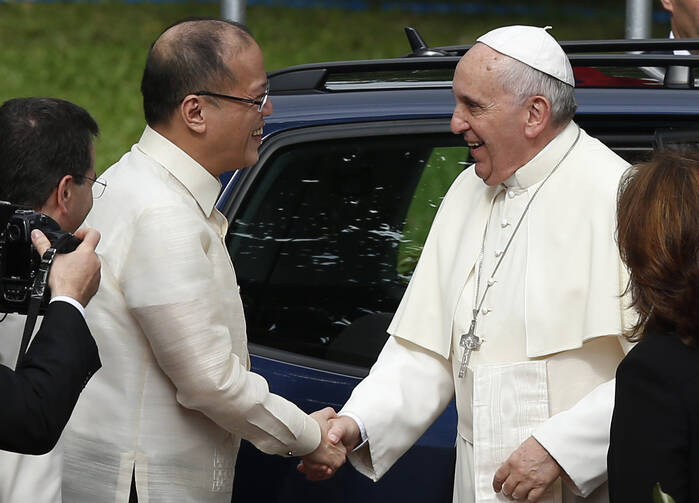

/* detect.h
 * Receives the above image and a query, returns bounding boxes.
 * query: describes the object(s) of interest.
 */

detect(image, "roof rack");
[270,26,699,93]
[432,38,699,56]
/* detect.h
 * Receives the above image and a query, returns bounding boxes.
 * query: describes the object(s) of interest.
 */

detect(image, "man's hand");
[492,436,562,502]
[32,228,101,307]
[297,407,347,481]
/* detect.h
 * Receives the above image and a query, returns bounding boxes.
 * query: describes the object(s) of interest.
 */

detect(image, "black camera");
[0,200,81,314]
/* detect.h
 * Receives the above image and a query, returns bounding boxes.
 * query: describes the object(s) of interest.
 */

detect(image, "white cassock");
[0,314,62,503]
[62,126,321,503]
[341,122,635,502]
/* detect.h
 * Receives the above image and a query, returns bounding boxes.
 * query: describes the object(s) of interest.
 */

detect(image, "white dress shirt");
[63,127,320,502]
[670,31,691,55]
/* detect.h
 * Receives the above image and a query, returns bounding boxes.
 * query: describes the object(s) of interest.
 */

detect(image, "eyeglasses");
[76,174,107,199]
[190,82,270,112]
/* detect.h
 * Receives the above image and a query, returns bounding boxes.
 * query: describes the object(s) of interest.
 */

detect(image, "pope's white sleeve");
[341,335,454,481]
[531,379,615,497]
[121,205,320,457]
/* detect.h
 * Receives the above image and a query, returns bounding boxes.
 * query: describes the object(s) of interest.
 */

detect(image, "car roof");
[262,31,699,135]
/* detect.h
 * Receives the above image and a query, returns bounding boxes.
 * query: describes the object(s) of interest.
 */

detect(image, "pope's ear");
[523,95,551,139]
[179,95,207,134]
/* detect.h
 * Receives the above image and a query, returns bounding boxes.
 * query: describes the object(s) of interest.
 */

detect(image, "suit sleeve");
[0,301,101,454]
[341,336,454,481]
[120,205,320,457]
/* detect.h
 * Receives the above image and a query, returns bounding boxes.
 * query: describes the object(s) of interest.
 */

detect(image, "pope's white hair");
[496,55,577,126]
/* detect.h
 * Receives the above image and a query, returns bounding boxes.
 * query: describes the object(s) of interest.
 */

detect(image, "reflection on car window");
[227,134,467,368]
[397,146,468,277]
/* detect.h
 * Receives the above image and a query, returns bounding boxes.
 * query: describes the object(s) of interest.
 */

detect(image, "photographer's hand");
[31,228,102,308]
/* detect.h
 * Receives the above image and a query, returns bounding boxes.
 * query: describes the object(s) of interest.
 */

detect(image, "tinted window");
[227,133,467,368]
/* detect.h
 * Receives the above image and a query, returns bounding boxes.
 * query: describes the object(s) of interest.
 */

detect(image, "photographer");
[0,97,102,502]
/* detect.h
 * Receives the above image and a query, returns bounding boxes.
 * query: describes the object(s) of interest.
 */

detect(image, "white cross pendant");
[458,319,483,378]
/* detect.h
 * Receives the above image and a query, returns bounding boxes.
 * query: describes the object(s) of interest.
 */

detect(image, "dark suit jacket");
[608,329,699,503]
[0,300,101,455]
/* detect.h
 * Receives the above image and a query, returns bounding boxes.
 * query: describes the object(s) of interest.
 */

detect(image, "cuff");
[531,379,615,497]
[286,413,322,457]
[50,296,86,319]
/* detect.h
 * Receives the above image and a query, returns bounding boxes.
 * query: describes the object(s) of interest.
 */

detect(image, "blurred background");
[0,0,674,173]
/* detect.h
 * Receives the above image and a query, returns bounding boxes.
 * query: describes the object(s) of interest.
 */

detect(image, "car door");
[224,119,464,502]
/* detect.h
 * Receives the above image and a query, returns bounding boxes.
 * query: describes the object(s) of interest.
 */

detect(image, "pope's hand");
[492,436,562,502]
[326,414,361,451]
[297,407,347,481]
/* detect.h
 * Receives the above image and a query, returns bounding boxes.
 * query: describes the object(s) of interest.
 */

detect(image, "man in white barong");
[300,25,634,502]
[62,18,345,503]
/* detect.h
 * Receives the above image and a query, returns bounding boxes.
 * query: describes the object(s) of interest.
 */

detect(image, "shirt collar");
[503,121,579,189]
[670,31,691,55]
[136,126,221,218]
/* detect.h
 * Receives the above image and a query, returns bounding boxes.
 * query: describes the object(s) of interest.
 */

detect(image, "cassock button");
[507,190,515,199]
[501,219,509,228]
[487,278,496,286]
[481,307,490,315]
[494,249,503,257]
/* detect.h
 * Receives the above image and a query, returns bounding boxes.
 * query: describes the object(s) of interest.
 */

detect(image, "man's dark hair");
[141,18,254,126]
[0,97,99,209]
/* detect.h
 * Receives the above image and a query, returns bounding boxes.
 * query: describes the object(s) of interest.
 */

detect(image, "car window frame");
[222,119,458,377]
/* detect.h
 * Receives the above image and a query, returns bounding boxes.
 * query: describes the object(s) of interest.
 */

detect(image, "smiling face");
[204,42,273,175]
[450,44,532,186]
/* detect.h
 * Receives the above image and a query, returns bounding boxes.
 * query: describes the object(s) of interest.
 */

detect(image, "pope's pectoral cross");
[458,314,484,378]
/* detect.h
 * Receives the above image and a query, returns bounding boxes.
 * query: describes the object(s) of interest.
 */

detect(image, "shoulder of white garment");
[386,122,631,359]
[386,166,495,359]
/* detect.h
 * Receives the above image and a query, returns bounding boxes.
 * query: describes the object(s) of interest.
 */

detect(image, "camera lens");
[7,224,21,242]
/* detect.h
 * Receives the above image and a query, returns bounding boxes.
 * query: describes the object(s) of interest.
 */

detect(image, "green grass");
[0,2,669,173]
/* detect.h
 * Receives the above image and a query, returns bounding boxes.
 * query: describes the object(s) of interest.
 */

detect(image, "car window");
[227,133,466,368]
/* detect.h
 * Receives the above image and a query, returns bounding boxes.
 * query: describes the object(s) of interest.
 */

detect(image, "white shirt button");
[507,190,515,199]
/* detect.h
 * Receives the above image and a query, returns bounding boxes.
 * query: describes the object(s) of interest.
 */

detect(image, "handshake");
[297,408,361,481]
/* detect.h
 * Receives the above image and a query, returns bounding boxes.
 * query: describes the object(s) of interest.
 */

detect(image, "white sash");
[472,362,561,503]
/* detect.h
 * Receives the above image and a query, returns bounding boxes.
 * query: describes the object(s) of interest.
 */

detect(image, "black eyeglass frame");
[74,174,107,198]
[189,82,270,112]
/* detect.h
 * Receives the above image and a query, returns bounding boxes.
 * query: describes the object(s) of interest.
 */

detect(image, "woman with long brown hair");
[608,143,699,503]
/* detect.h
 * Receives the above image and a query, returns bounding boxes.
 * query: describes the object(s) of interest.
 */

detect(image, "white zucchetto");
[476,25,575,87]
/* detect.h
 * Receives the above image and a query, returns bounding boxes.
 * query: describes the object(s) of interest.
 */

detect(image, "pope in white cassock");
[301,26,635,503]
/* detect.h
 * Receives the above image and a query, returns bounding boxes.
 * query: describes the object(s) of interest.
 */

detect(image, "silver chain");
[459,126,581,377]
